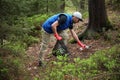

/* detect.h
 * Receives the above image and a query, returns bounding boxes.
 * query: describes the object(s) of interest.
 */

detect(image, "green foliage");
[106,0,120,10]
[0,10,51,79]
[28,14,51,27]
[82,11,89,19]
[40,45,120,80]
[0,0,65,22]
[103,30,120,44]
[0,49,28,80]
[3,41,26,55]
[0,13,50,50]
[0,0,43,17]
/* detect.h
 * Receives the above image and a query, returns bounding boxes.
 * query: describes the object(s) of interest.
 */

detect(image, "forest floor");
[25,19,112,79]
[25,9,120,79]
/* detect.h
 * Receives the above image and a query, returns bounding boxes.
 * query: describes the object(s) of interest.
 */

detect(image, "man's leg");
[39,29,50,66]
[59,30,69,45]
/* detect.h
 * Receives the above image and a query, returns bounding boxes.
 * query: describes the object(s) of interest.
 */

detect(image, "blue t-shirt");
[42,13,73,34]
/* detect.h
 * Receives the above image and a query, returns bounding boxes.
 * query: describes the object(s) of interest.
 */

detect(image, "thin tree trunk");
[79,0,85,10]
[46,0,49,13]
[59,0,65,12]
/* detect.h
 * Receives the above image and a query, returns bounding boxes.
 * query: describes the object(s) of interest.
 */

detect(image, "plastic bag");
[52,40,70,56]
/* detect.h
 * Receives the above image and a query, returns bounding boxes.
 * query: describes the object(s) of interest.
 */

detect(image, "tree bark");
[78,0,112,40]
[88,0,108,32]
[59,0,65,12]
[46,0,49,13]
[79,0,85,10]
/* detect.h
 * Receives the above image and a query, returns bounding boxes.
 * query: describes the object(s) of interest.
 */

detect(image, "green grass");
[38,45,120,80]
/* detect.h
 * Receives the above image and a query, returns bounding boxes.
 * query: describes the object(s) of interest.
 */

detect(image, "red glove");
[54,33,62,40]
[77,41,86,48]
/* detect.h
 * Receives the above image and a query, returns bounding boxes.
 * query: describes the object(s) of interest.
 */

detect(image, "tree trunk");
[79,0,85,10]
[46,0,49,13]
[71,0,79,11]
[59,0,65,12]
[78,0,112,40]
[0,39,3,47]
[88,0,108,32]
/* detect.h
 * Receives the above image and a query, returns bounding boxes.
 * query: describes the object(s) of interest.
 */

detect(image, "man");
[39,11,88,66]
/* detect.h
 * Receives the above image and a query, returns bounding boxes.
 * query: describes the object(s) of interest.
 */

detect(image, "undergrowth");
[38,45,120,80]
[0,14,50,80]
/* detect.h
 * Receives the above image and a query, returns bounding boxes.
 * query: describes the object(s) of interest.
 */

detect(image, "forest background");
[0,0,120,80]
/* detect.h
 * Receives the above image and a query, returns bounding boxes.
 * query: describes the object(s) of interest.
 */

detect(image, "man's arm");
[51,14,67,40]
[69,29,86,48]
[51,21,62,40]
[51,21,59,34]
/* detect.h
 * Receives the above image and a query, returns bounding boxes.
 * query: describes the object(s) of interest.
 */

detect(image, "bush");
[0,14,51,80]
[0,48,28,80]
[106,0,120,10]
[39,45,120,80]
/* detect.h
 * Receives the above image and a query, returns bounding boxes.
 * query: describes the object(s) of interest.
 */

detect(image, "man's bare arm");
[51,21,62,40]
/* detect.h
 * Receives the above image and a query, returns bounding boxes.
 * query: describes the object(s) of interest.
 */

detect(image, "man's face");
[73,16,80,23]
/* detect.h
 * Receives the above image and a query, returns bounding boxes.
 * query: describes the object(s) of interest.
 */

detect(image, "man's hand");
[77,41,85,48]
[54,33,62,40]
[77,41,89,50]
[80,45,89,51]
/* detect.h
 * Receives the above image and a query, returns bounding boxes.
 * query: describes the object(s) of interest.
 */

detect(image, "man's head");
[72,11,83,23]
